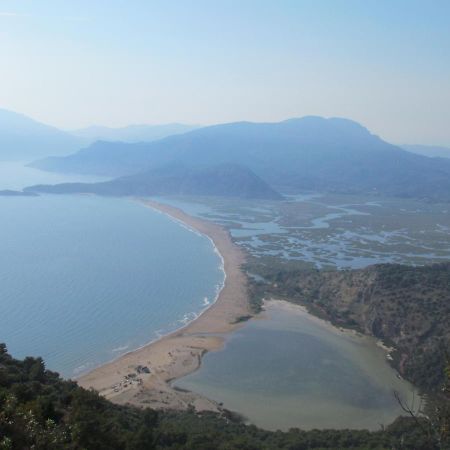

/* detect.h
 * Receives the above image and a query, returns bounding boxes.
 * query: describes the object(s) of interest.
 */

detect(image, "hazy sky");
[0,0,449,145]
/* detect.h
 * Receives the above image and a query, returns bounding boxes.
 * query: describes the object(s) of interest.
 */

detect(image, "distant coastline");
[78,198,251,412]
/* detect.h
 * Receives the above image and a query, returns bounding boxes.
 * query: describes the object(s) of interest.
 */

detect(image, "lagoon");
[176,301,415,431]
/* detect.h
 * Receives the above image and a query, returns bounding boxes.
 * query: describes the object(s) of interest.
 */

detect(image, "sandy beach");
[78,199,250,412]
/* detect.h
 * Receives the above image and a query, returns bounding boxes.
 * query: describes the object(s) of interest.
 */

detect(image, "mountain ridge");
[71,123,199,143]
[0,108,82,160]
[30,116,450,201]
[25,163,282,200]
[0,108,201,160]
[401,144,450,159]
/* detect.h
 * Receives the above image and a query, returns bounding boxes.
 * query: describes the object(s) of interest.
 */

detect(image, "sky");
[0,0,449,145]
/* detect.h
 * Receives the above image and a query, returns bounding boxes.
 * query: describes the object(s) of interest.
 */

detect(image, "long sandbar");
[78,199,250,411]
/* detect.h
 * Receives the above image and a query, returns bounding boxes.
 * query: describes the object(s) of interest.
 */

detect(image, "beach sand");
[77,199,250,412]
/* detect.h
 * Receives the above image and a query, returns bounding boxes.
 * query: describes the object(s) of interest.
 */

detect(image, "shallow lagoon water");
[156,195,450,268]
[176,302,415,431]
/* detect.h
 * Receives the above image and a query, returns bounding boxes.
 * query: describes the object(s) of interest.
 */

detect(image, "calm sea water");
[176,302,415,431]
[0,163,223,377]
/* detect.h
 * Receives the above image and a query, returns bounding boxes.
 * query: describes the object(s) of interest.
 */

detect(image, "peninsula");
[78,200,250,411]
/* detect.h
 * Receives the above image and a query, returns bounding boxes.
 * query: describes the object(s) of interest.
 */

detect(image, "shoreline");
[78,199,251,412]
[264,299,397,366]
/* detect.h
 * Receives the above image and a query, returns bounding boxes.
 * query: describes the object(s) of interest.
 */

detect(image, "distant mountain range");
[0,109,81,160]
[31,116,450,202]
[71,123,199,143]
[25,163,282,200]
[31,140,167,176]
[3,108,450,201]
[0,108,198,161]
[401,144,450,159]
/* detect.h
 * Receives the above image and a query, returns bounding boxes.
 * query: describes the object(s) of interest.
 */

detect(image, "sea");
[0,162,224,377]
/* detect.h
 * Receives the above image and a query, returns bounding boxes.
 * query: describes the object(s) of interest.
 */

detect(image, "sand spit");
[77,199,250,412]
